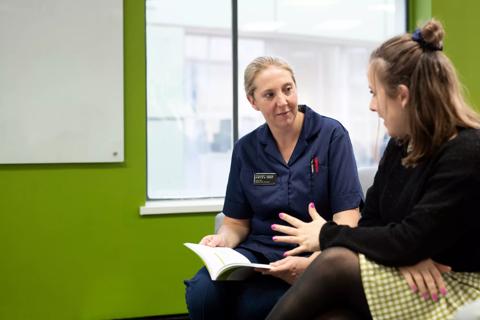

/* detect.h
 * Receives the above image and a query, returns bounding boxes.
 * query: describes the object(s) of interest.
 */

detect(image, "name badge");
[253,173,277,185]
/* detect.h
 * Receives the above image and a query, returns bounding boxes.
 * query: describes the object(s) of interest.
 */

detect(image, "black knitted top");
[320,128,480,271]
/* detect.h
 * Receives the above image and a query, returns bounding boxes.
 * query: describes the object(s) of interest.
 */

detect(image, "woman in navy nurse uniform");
[184,56,364,320]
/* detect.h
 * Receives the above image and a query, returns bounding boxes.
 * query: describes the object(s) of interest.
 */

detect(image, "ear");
[247,95,259,111]
[397,84,410,109]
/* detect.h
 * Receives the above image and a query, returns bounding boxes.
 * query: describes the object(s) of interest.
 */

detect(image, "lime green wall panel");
[0,1,213,319]
[409,0,479,111]
[432,0,480,110]
[409,0,432,31]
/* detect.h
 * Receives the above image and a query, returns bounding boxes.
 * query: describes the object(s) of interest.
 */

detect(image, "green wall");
[409,0,431,30]
[1,1,479,319]
[0,1,213,319]
[431,0,480,110]
[410,0,480,110]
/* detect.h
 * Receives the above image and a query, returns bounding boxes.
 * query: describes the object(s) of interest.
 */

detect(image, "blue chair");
[214,166,377,232]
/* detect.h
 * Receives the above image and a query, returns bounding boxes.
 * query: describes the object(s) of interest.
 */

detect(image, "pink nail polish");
[440,288,447,296]
[423,293,429,301]
[309,202,315,208]
[432,294,438,302]
[271,224,276,230]
[411,285,418,293]
[279,212,284,218]
[272,236,277,240]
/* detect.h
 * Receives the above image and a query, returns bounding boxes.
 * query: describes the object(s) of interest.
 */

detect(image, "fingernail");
[283,252,287,256]
[272,236,277,240]
[432,294,438,302]
[271,224,276,230]
[411,285,418,293]
[440,288,447,296]
[309,202,315,208]
[279,212,284,218]
[422,293,429,301]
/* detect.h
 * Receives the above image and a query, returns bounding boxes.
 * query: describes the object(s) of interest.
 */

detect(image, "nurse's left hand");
[261,256,312,284]
[272,202,326,256]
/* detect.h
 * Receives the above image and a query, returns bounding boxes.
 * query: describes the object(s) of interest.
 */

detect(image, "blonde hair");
[370,19,480,167]
[244,56,296,98]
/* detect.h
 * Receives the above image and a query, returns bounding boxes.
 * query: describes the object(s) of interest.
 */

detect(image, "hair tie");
[412,28,443,51]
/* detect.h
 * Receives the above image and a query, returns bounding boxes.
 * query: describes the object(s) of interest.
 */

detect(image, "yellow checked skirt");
[359,254,480,320]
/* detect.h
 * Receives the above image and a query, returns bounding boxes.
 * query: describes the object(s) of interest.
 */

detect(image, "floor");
[117,314,189,320]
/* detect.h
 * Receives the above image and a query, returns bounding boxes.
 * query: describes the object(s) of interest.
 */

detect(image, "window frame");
[141,0,408,215]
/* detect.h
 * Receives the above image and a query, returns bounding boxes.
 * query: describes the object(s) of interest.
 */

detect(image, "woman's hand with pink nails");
[271,203,326,256]
[399,258,451,302]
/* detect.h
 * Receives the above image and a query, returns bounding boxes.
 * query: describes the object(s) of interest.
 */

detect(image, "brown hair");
[244,56,296,98]
[370,19,480,167]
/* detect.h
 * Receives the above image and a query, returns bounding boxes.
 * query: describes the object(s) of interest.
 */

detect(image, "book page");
[184,243,251,277]
[185,243,272,280]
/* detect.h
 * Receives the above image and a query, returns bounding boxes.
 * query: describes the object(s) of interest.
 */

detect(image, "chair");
[357,166,376,198]
[214,166,377,232]
[453,299,480,319]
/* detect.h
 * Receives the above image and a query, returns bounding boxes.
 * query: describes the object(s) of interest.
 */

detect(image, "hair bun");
[421,19,444,50]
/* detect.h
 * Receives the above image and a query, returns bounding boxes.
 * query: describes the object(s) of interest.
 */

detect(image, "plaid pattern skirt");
[359,254,480,320]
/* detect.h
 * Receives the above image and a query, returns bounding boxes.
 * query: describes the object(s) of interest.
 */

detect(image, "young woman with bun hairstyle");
[266,19,480,320]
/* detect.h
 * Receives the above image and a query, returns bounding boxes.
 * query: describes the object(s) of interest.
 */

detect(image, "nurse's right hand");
[199,234,226,247]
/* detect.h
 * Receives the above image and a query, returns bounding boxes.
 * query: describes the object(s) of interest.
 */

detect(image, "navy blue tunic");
[223,105,363,261]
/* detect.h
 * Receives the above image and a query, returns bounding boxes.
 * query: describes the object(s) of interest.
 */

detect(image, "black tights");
[266,247,372,320]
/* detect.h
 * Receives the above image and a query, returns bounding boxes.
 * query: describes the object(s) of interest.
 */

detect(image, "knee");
[185,268,224,320]
[320,247,357,261]
[313,247,358,276]
[185,268,213,317]
[185,275,201,309]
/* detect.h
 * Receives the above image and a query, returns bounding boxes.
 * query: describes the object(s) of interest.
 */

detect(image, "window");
[145,0,406,202]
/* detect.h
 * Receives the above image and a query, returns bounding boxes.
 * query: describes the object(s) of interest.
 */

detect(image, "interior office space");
[0,0,479,319]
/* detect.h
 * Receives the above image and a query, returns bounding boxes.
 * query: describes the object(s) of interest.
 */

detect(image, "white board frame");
[0,0,124,164]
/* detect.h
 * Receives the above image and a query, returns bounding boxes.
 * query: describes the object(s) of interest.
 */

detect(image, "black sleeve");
[319,137,480,266]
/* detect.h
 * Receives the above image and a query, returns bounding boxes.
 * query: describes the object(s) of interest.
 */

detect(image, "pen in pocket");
[310,157,319,173]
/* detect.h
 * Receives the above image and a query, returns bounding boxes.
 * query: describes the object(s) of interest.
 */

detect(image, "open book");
[184,243,271,280]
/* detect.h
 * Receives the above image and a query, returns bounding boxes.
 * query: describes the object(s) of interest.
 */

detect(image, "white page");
[184,243,251,276]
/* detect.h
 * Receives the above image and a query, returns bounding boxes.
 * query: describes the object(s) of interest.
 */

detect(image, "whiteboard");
[0,0,124,164]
